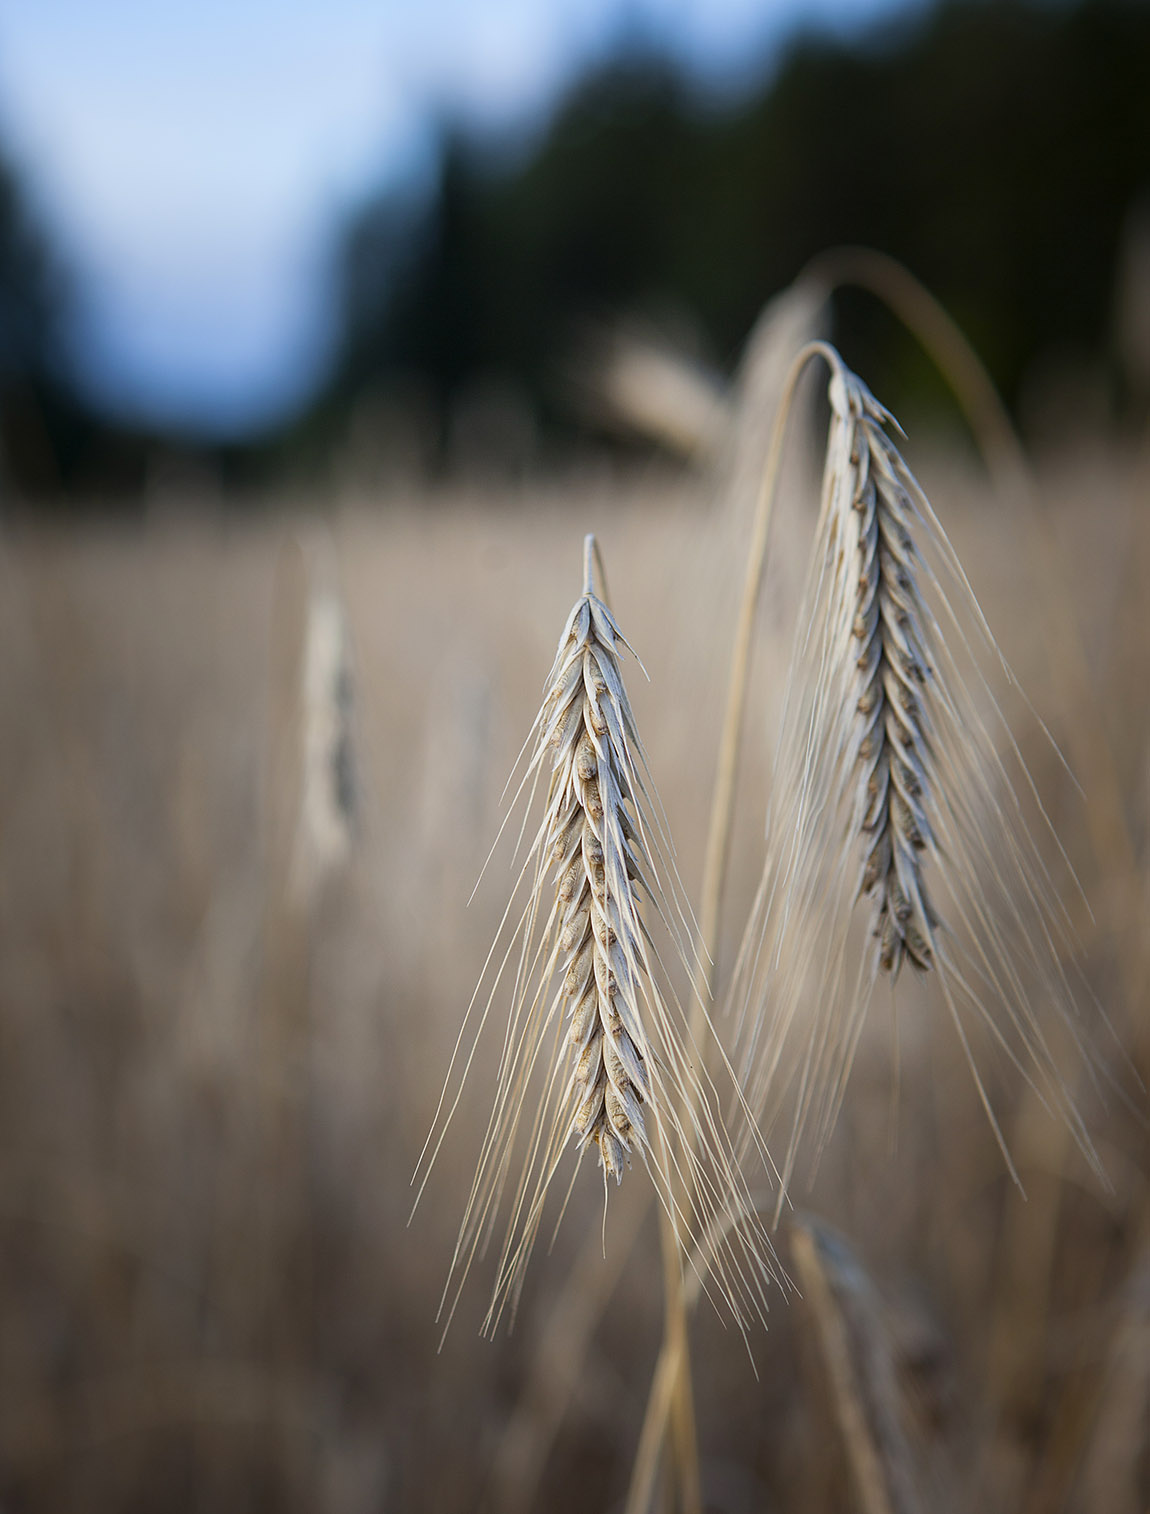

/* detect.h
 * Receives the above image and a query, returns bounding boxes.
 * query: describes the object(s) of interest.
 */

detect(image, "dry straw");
[415,535,783,1339]
[730,343,1106,1208]
[790,1216,945,1514]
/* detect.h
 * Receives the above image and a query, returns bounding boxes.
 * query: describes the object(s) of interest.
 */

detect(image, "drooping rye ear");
[731,345,1107,1209]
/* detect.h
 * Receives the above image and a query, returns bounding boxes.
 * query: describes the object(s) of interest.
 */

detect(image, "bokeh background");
[1,1,1149,1511]
[1,0,1149,495]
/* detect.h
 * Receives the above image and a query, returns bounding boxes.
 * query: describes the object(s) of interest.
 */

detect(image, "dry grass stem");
[731,344,1107,1207]
[791,1217,943,1514]
[1071,1248,1150,1514]
[416,534,783,1339]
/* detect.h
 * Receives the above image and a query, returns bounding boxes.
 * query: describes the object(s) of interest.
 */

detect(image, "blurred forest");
[325,0,1150,460]
[0,151,257,503]
[2,0,1150,499]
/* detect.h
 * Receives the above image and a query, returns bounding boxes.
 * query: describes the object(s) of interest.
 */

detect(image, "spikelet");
[848,383,937,977]
[416,536,783,1338]
[731,345,1104,1206]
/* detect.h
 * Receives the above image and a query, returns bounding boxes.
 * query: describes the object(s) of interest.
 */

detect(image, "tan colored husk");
[730,344,1106,1209]
[416,535,784,1339]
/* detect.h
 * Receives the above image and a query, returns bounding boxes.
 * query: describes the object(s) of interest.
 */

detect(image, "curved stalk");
[625,345,825,1514]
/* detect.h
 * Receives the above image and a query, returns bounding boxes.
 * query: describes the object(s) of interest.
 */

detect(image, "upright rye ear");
[730,345,1107,1210]
[415,535,785,1342]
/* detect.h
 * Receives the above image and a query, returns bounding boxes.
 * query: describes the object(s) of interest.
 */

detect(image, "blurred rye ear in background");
[288,550,358,906]
[413,535,784,1342]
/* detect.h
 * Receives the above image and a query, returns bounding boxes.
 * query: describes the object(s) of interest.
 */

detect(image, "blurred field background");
[1,1,1149,1511]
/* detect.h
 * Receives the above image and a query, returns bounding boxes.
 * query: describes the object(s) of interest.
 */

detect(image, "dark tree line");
[3,0,1149,498]
[0,152,82,496]
[0,143,262,503]
[319,0,1150,461]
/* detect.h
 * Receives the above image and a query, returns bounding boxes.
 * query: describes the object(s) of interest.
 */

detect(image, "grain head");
[731,346,1107,1207]
[416,535,784,1340]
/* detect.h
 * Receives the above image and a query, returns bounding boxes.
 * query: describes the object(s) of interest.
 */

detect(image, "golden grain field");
[0,423,1147,1512]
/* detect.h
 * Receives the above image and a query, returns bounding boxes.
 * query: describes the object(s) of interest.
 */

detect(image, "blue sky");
[0,0,924,436]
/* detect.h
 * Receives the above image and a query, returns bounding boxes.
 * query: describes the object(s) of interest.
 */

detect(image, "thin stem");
[583,533,596,596]
[691,344,828,1037]
[583,532,615,610]
[625,1323,689,1514]
[660,1201,702,1514]
[626,343,827,1513]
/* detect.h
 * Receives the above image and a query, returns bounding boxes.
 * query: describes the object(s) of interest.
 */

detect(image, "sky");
[0,0,925,436]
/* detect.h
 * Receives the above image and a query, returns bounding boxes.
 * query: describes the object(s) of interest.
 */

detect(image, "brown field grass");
[0,431,1147,1512]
